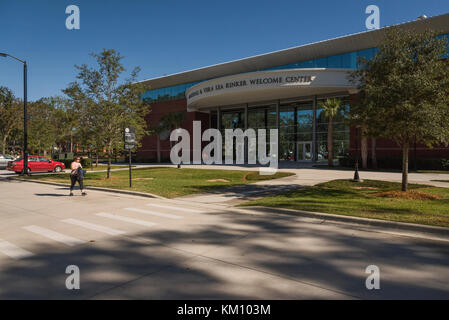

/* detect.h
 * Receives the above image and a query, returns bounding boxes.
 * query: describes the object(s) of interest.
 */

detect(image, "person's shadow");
[34,193,68,197]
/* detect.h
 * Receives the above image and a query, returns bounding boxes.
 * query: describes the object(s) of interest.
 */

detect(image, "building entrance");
[297,141,313,161]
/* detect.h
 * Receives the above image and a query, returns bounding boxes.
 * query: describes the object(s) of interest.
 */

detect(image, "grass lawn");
[314,166,449,175]
[417,170,449,174]
[23,167,294,198]
[85,165,134,171]
[240,179,449,228]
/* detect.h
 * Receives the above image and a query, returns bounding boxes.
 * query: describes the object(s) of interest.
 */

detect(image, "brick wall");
[137,98,210,161]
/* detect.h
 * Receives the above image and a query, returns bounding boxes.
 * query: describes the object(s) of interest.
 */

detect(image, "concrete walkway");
[1,179,449,299]
[3,164,449,207]
[169,165,449,206]
[125,163,449,188]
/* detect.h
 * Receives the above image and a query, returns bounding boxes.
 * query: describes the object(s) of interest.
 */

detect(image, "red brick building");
[137,14,449,167]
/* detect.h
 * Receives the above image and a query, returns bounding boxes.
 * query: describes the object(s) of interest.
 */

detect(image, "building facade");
[137,13,449,164]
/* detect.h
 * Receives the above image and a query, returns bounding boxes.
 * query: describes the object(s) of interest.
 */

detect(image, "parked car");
[0,154,15,169]
[7,156,65,174]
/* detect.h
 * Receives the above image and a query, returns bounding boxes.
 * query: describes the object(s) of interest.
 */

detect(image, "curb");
[7,177,166,199]
[242,206,449,240]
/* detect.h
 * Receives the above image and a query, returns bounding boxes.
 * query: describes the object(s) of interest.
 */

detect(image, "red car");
[7,156,66,174]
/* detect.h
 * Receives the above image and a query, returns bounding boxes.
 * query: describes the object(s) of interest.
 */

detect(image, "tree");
[63,49,150,178]
[152,111,185,163]
[152,124,166,163]
[318,98,341,167]
[161,111,185,147]
[27,99,58,155]
[350,29,449,191]
[48,96,80,154]
[0,87,22,154]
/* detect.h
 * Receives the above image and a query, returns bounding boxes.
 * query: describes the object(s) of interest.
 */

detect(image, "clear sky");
[1,0,448,101]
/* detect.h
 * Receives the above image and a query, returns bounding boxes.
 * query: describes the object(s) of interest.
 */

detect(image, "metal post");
[129,148,132,188]
[244,104,248,163]
[23,62,28,175]
[0,53,28,173]
[276,100,280,161]
[353,126,361,182]
[294,105,297,161]
[312,96,317,162]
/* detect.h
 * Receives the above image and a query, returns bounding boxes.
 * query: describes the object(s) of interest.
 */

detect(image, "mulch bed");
[371,190,441,201]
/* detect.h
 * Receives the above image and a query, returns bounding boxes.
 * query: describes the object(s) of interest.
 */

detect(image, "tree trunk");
[95,153,99,167]
[328,118,333,167]
[402,143,409,192]
[70,132,73,153]
[157,135,161,163]
[371,138,377,170]
[361,136,368,169]
[2,135,7,154]
[107,154,111,179]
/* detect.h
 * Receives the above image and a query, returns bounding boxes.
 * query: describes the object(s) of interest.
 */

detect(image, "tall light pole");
[0,53,28,175]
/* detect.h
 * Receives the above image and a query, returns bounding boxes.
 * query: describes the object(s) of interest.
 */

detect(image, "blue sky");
[1,0,448,101]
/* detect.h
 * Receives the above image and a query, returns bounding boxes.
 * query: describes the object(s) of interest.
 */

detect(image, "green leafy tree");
[47,96,80,154]
[152,124,166,163]
[0,87,22,154]
[350,29,449,191]
[152,111,185,163]
[318,98,341,167]
[63,49,150,178]
[27,99,58,155]
[161,111,185,148]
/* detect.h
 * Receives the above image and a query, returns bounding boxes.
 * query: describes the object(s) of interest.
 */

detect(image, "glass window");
[328,54,342,68]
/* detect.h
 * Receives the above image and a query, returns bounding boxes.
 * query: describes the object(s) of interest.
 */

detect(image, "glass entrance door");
[297,142,312,161]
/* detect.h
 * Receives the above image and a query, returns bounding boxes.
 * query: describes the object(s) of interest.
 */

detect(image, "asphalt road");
[0,174,448,299]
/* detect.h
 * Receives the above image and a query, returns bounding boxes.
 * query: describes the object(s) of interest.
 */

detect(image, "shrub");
[338,154,355,167]
[339,154,448,170]
[81,157,92,168]
[442,159,449,170]
[133,156,157,163]
[61,159,72,169]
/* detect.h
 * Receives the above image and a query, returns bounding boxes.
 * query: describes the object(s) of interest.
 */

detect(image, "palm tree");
[153,124,166,163]
[153,111,185,163]
[318,98,341,167]
[160,111,185,147]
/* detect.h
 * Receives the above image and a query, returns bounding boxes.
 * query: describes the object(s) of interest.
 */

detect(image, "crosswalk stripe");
[146,203,204,214]
[0,239,34,259]
[96,213,157,227]
[125,207,183,219]
[23,225,85,246]
[62,218,126,236]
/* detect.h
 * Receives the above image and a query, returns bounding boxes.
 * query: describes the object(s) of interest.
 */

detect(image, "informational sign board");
[124,126,135,188]
[58,152,74,160]
[124,127,136,150]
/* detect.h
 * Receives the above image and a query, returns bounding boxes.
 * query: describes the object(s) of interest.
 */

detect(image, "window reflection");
[143,33,449,103]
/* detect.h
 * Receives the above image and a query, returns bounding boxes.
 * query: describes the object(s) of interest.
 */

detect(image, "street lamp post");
[0,53,29,175]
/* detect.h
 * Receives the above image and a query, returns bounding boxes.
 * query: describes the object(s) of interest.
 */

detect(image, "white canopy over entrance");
[186,68,357,111]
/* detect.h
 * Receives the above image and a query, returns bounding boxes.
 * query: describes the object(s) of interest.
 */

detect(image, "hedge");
[339,154,449,171]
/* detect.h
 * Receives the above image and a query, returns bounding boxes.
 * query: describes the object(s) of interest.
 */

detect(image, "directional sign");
[124,127,136,150]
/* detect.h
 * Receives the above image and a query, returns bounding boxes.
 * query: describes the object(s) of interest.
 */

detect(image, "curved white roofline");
[137,13,449,90]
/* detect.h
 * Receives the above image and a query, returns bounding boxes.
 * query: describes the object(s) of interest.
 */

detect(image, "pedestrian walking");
[70,156,86,196]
